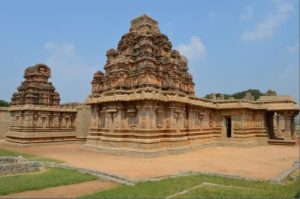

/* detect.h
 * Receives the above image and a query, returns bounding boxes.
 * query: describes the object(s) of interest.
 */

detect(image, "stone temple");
[1,15,299,156]
[6,64,78,144]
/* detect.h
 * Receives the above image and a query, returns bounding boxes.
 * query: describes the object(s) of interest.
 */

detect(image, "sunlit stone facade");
[6,64,78,144]
[84,15,299,155]
[3,15,298,153]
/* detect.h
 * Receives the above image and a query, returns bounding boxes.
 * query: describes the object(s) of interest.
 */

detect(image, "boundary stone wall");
[0,107,10,139]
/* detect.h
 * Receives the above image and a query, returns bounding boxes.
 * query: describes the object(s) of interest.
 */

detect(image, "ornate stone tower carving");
[11,64,60,106]
[90,14,194,97]
[6,64,78,145]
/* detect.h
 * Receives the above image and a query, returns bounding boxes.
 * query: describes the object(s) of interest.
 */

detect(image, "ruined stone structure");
[6,64,79,144]
[84,15,299,155]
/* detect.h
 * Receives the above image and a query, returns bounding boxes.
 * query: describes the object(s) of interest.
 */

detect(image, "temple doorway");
[226,117,232,138]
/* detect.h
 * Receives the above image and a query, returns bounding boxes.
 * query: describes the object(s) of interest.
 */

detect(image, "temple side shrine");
[6,64,78,144]
[84,15,299,155]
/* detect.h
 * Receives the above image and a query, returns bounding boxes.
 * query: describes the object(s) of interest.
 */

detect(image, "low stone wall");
[0,156,41,175]
[0,107,10,139]
[75,104,91,140]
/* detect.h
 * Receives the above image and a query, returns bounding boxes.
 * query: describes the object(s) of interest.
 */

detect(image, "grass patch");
[0,147,63,163]
[82,174,300,199]
[0,167,97,195]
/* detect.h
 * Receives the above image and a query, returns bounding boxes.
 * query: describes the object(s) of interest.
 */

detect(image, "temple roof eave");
[85,89,299,112]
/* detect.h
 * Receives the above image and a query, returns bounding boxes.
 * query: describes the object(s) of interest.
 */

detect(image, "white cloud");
[43,41,98,102]
[241,6,254,20]
[287,40,299,53]
[241,0,294,41]
[176,36,206,60]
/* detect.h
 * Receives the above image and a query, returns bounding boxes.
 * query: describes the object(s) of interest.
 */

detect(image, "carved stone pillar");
[136,105,145,129]
[284,114,292,140]
[100,110,106,128]
[23,111,33,127]
[106,107,117,131]
[169,106,177,129]
[144,102,156,129]
[37,114,43,127]
[155,106,164,128]
[52,113,60,127]
[127,106,137,128]
[282,112,295,141]
[91,106,99,129]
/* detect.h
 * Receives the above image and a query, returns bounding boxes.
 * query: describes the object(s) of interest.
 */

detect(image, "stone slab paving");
[0,180,118,198]
[0,142,298,181]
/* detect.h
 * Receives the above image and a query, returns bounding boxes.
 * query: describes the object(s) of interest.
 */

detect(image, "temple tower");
[84,15,213,155]
[6,64,78,144]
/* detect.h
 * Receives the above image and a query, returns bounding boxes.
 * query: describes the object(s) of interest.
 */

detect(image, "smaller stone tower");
[11,64,60,106]
[6,64,78,145]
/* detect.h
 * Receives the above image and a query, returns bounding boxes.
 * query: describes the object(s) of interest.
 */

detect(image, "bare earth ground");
[0,142,298,181]
[0,180,118,198]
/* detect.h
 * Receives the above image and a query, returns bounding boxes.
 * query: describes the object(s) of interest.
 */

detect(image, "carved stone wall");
[6,106,78,144]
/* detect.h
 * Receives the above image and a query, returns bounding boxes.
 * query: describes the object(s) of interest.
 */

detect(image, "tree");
[0,99,10,107]
[204,89,265,100]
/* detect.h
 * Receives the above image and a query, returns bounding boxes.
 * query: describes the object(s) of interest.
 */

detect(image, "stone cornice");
[86,88,299,112]
[9,105,77,112]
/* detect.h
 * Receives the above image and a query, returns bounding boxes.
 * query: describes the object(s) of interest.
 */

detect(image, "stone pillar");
[127,107,137,129]
[119,105,126,129]
[155,106,164,128]
[136,105,145,129]
[37,114,43,127]
[52,113,60,127]
[23,111,33,127]
[144,102,156,129]
[71,113,76,128]
[91,106,99,129]
[282,112,296,141]
[106,107,117,131]
[99,110,106,128]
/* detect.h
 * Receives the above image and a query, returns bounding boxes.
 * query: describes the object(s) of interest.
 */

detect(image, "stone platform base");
[5,130,82,145]
[83,138,268,157]
[267,139,296,146]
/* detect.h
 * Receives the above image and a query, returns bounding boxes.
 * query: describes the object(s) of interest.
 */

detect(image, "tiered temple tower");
[11,64,60,106]
[6,64,78,144]
[91,15,194,96]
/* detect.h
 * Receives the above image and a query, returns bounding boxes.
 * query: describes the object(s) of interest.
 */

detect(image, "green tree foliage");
[0,99,10,107]
[205,89,265,100]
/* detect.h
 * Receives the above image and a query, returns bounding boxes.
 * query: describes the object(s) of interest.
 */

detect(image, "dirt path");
[0,180,118,198]
[0,142,298,181]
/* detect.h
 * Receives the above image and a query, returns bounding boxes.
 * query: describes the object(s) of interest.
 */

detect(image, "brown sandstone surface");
[0,180,117,198]
[0,142,298,181]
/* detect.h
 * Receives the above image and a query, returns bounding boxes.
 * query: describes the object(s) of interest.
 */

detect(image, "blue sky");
[0,0,299,103]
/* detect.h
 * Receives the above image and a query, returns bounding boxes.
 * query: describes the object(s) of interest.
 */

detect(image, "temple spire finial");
[130,14,160,35]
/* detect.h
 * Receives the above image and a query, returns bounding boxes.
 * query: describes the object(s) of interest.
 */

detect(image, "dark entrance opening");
[226,117,232,138]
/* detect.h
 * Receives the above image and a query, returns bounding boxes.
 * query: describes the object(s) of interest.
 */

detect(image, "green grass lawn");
[0,147,63,163]
[0,167,98,195]
[82,174,300,199]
